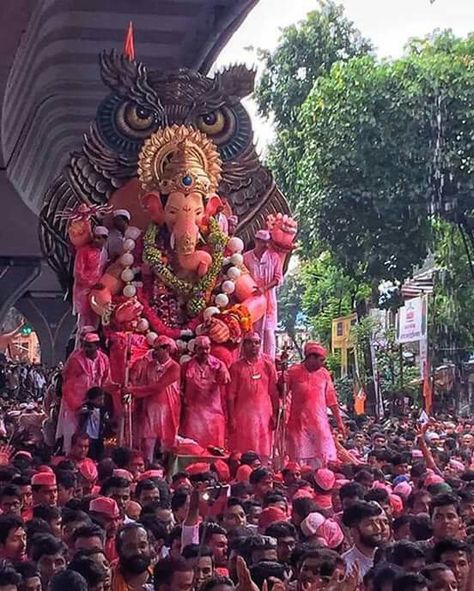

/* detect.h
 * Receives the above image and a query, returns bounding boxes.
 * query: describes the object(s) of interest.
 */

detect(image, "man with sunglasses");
[129,336,181,462]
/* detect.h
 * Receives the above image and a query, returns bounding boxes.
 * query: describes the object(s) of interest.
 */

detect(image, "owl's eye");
[197,109,226,135]
[97,95,158,155]
[195,103,252,162]
[125,105,155,130]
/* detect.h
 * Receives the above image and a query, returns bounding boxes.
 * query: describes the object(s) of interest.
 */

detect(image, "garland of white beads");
[204,236,244,320]
[116,227,156,345]
[119,232,247,360]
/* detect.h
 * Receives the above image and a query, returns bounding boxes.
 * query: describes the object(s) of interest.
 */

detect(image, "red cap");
[284,462,301,473]
[89,496,120,518]
[424,472,445,487]
[78,458,98,483]
[293,489,315,500]
[113,469,135,482]
[154,335,177,351]
[83,333,100,343]
[304,342,327,358]
[185,462,210,475]
[390,494,404,517]
[236,464,253,483]
[37,465,54,473]
[213,460,230,483]
[258,507,287,531]
[314,468,336,491]
[31,472,57,486]
[137,469,164,482]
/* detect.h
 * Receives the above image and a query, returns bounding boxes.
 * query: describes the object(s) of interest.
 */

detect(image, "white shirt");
[342,545,375,582]
[85,408,101,439]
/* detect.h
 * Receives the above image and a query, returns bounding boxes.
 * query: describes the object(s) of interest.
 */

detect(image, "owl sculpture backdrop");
[39,50,297,364]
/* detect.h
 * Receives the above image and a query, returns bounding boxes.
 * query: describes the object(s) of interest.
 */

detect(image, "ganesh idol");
[82,124,296,366]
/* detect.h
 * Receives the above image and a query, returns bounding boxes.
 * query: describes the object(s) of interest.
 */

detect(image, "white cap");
[255,229,271,241]
[113,209,131,221]
[94,225,109,237]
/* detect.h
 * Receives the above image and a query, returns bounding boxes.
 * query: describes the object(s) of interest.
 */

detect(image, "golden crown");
[138,125,222,196]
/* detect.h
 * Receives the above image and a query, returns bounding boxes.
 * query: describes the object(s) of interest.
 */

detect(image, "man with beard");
[111,523,152,591]
[342,501,383,582]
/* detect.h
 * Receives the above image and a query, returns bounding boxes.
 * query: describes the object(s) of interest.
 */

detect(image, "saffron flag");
[124,21,135,60]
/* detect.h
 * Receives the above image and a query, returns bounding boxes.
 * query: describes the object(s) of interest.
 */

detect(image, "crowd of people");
[0,407,469,591]
[0,360,48,402]
[1,207,473,590]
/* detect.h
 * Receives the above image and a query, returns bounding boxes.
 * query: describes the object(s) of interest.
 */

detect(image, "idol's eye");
[124,104,155,130]
[197,109,226,135]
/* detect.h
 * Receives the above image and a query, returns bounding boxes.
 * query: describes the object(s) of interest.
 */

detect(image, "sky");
[213,0,474,151]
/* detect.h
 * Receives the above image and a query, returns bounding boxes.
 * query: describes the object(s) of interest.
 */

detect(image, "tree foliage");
[277,270,304,353]
[431,221,474,363]
[299,252,370,344]
[256,0,372,202]
[296,32,474,281]
[263,5,474,378]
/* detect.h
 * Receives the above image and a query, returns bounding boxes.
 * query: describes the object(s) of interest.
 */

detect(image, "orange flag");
[353,377,366,415]
[123,21,135,60]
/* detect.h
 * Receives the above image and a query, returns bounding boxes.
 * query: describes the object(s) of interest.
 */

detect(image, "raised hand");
[235,556,259,591]
[0,444,14,466]
[266,213,298,251]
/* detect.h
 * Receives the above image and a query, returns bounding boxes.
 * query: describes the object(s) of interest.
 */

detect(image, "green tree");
[256,1,372,202]
[431,221,474,364]
[277,270,304,354]
[296,31,474,281]
[299,252,370,344]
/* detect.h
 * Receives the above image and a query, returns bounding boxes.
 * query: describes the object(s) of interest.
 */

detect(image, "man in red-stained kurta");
[56,332,112,454]
[129,335,181,462]
[73,225,109,339]
[228,332,279,463]
[243,230,283,359]
[181,335,230,449]
[286,342,345,469]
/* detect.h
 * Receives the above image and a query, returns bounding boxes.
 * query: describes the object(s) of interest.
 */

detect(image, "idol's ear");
[140,191,164,224]
[205,193,224,218]
[215,65,256,98]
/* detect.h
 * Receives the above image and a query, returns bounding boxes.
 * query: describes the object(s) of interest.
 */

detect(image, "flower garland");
[136,287,201,338]
[142,217,228,317]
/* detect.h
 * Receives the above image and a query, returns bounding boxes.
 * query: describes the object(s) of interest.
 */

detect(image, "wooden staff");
[120,333,133,448]
[272,347,289,469]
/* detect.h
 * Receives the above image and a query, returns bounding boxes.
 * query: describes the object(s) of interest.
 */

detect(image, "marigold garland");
[142,217,228,316]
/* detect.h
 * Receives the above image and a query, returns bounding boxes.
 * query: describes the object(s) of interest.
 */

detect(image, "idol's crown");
[138,125,222,196]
